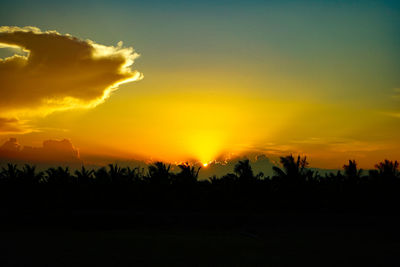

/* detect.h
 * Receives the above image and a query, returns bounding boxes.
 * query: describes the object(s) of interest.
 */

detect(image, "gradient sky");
[0,0,399,168]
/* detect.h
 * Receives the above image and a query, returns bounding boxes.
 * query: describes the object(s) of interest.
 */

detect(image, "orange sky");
[1,0,400,170]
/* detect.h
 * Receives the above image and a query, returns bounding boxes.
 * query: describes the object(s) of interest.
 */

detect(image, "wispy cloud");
[385,112,400,119]
[378,88,400,119]
[0,117,32,134]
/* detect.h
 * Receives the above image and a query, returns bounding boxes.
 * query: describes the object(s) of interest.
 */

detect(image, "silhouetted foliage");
[234,159,263,184]
[273,155,311,180]
[75,166,94,184]
[173,162,200,185]
[146,162,171,185]
[272,155,315,193]
[127,166,145,184]
[375,159,399,181]
[45,166,73,184]
[343,160,363,181]
[0,155,399,214]
[108,164,127,184]
[1,163,19,183]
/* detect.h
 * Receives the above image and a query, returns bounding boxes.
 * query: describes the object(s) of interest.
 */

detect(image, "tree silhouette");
[45,166,73,184]
[94,167,111,184]
[343,160,362,182]
[1,163,19,183]
[1,154,400,215]
[234,159,253,178]
[147,162,171,185]
[372,159,399,184]
[173,162,201,185]
[126,166,144,184]
[233,159,262,184]
[273,155,311,181]
[108,164,127,184]
[75,166,94,184]
[20,164,43,184]
[375,160,398,177]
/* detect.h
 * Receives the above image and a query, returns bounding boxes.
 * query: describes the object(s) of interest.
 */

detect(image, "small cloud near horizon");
[0,137,81,164]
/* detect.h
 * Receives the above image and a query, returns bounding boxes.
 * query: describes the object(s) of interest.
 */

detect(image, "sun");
[203,163,208,167]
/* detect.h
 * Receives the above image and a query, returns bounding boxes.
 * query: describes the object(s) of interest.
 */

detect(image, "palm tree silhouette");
[343,160,362,181]
[45,166,72,184]
[173,162,201,184]
[108,164,127,184]
[209,175,219,185]
[1,163,19,183]
[147,162,171,185]
[375,159,398,176]
[94,167,111,184]
[273,155,310,181]
[20,164,43,184]
[374,159,399,182]
[233,159,262,183]
[75,166,94,184]
[234,160,253,178]
[126,166,144,183]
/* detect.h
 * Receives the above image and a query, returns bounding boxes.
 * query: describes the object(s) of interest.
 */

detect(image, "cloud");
[386,112,400,119]
[382,89,400,118]
[0,117,31,134]
[0,137,21,151]
[0,26,142,131]
[0,137,81,164]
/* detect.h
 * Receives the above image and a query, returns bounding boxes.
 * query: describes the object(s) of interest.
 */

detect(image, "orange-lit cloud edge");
[0,26,142,132]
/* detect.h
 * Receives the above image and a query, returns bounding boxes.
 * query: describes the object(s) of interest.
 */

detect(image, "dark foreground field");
[1,158,400,265]
[1,211,400,266]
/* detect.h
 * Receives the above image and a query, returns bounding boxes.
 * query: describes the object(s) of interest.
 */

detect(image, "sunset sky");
[0,0,399,169]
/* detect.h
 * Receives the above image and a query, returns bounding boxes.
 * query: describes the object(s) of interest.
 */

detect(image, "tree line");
[0,155,399,212]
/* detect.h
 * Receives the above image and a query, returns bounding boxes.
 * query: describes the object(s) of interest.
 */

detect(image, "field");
[1,212,399,266]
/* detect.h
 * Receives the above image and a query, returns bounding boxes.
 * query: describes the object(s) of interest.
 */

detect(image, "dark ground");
[1,211,399,266]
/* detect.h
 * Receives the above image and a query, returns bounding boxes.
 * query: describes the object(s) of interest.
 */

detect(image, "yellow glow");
[9,86,400,169]
[1,23,399,171]
[3,46,397,169]
[40,90,300,164]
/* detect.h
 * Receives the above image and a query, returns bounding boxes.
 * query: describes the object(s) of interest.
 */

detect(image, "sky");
[0,0,399,169]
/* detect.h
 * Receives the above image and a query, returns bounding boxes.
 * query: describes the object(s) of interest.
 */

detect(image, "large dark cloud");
[0,138,81,164]
[0,26,142,132]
